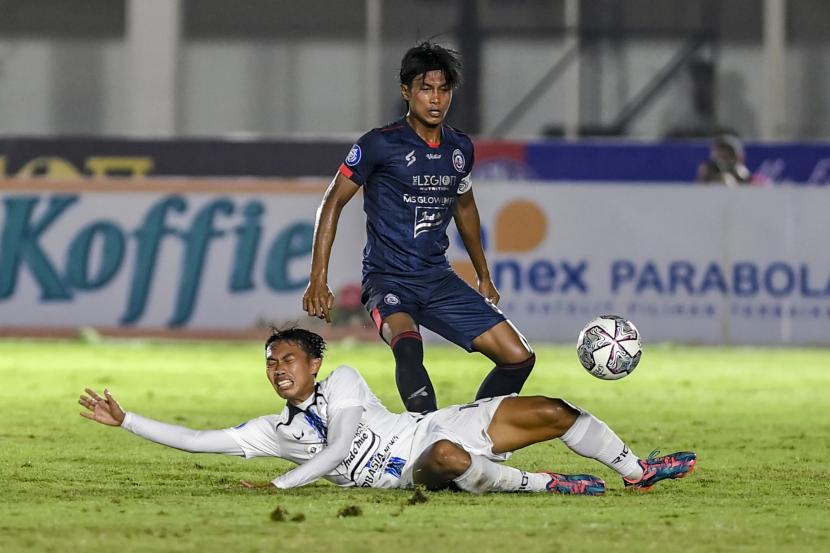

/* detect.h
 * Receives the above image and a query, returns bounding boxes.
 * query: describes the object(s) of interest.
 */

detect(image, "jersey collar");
[402,116,443,149]
[285,383,323,424]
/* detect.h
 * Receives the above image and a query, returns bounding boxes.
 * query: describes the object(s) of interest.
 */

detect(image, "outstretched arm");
[453,189,500,304]
[79,388,243,455]
[303,173,361,322]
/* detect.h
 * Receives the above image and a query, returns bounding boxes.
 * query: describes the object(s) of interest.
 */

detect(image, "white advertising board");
[0,179,364,331]
[444,184,830,346]
[1,180,827,345]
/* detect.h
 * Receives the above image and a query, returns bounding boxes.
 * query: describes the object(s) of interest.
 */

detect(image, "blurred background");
[0,0,828,345]
[1,0,828,140]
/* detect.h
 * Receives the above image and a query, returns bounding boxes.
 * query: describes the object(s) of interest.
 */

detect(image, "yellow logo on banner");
[452,199,548,286]
[0,156,154,178]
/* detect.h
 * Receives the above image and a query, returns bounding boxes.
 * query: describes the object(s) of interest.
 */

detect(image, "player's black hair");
[399,41,463,89]
[265,326,327,360]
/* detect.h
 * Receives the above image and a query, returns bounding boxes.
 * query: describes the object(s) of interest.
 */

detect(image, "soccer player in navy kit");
[303,42,535,413]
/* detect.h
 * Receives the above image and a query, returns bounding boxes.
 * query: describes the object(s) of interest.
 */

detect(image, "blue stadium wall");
[2,138,830,183]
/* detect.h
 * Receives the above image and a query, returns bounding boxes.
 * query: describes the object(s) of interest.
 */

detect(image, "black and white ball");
[577,315,642,380]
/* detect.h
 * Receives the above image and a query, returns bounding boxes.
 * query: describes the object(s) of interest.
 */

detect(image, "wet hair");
[265,327,326,360]
[399,41,463,89]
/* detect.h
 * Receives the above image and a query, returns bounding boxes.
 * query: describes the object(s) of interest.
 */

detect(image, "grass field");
[1,338,828,553]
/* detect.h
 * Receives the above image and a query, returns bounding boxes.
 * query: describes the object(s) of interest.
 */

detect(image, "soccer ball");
[577,315,642,380]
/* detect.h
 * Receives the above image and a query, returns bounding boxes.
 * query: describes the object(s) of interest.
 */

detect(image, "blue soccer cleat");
[544,472,606,496]
[623,449,697,491]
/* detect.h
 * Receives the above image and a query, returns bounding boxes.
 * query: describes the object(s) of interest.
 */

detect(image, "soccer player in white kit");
[79,328,696,494]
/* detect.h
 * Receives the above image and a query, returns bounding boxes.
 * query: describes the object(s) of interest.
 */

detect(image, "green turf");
[1,339,828,553]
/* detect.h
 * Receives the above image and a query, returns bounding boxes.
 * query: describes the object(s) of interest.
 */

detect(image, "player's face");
[401,70,453,128]
[265,340,321,405]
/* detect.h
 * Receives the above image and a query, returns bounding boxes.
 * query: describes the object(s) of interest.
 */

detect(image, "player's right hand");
[79,388,126,426]
[303,279,335,323]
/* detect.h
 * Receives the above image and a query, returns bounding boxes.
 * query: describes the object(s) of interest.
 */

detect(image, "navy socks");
[391,331,437,413]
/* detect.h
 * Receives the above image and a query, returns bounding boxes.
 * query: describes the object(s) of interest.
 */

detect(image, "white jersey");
[122,364,509,489]
[224,365,421,488]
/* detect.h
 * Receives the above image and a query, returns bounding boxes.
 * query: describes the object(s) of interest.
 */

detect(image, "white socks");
[560,410,644,481]
[453,454,551,493]
[453,409,645,494]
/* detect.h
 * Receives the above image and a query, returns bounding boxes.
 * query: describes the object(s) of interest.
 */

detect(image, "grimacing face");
[401,70,453,129]
[265,340,321,405]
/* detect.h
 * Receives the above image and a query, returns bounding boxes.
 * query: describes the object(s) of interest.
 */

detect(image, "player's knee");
[494,340,534,365]
[538,397,579,435]
[424,439,471,477]
[493,349,535,370]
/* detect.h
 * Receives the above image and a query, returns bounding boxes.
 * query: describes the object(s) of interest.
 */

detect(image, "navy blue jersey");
[339,117,475,279]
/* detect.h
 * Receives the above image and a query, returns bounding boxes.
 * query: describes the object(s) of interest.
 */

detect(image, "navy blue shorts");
[362,271,507,352]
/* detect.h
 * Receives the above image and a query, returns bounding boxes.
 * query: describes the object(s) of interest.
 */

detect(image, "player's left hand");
[79,388,126,426]
[478,277,501,305]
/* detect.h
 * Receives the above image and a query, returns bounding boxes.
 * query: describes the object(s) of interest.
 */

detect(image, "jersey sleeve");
[222,414,283,459]
[323,365,371,412]
[271,405,363,489]
[338,130,383,186]
[457,136,475,195]
[121,412,245,455]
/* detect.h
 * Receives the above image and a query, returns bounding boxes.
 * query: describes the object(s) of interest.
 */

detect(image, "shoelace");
[645,448,661,464]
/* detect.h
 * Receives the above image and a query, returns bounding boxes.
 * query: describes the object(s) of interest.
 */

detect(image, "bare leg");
[487,396,644,481]
[472,321,533,365]
[472,321,535,400]
[486,396,579,454]
[380,311,419,343]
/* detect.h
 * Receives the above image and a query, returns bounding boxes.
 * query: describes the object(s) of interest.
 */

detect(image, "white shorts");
[399,394,514,488]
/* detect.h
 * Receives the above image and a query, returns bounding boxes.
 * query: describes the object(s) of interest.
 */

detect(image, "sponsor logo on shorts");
[384,293,400,305]
[346,144,362,167]
[452,149,465,172]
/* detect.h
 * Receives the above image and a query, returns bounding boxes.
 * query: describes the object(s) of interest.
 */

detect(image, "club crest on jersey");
[405,150,416,167]
[414,206,444,237]
[452,149,465,172]
[345,144,362,167]
[384,293,400,305]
